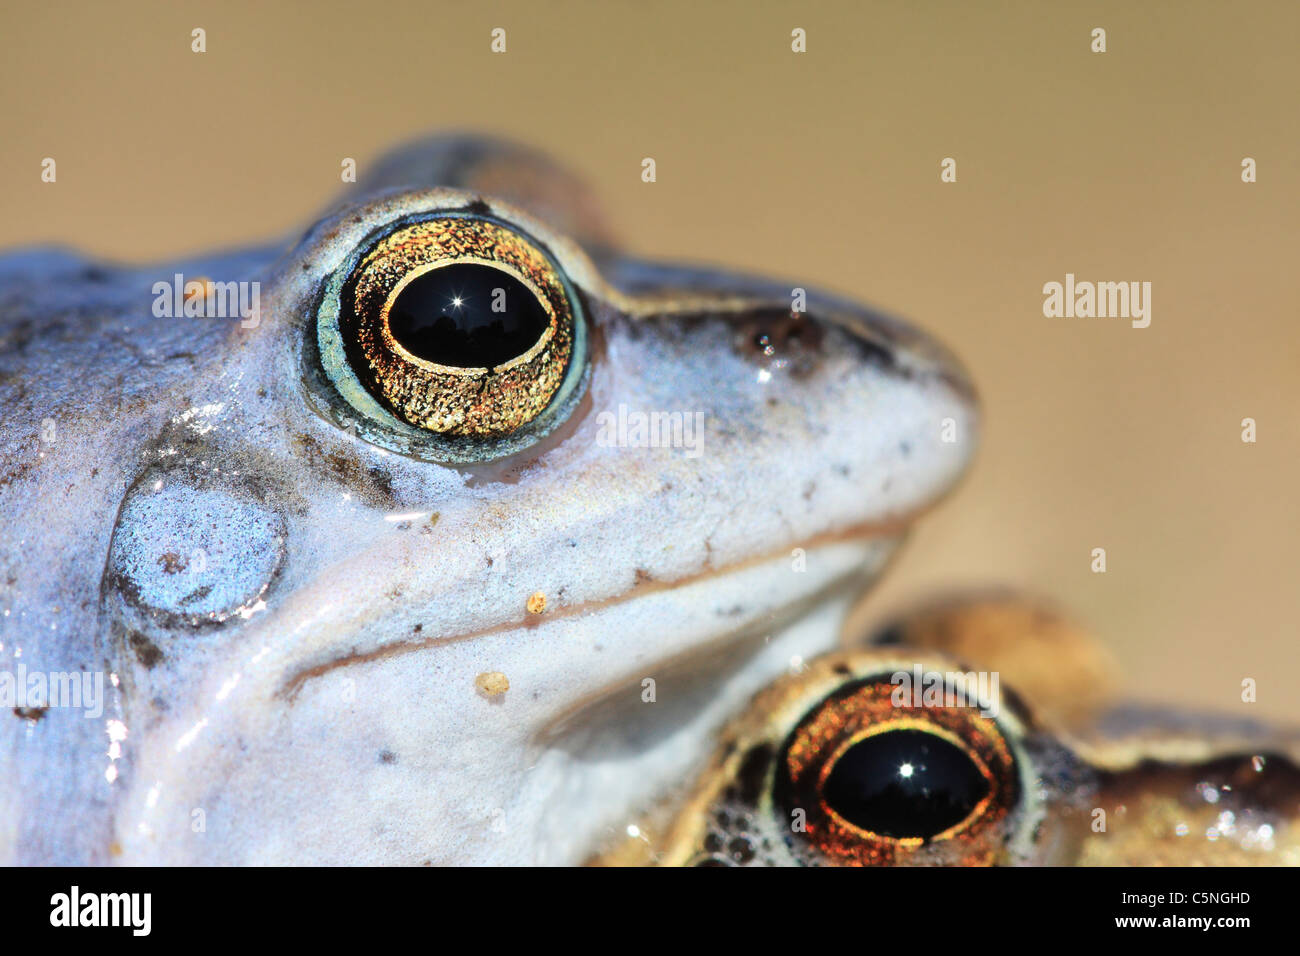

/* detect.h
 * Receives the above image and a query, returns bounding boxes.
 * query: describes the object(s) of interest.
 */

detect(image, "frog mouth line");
[276,514,924,702]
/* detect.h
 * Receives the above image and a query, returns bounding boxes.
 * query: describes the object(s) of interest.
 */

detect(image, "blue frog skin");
[0,135,978,865]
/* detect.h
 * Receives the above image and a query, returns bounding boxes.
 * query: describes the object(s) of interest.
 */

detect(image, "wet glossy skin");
[628,598,1300,866]
[0,136,976,864]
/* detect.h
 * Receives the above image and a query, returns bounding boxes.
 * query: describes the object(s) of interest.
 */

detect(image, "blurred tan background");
[3,1,1297,719]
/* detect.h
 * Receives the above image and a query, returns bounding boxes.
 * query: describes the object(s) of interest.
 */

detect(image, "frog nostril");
[730,306,905,382]
[731,308,828,378]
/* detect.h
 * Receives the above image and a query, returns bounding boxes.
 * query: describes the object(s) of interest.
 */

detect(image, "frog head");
[0,136,977,864]
[639,596,1300,866]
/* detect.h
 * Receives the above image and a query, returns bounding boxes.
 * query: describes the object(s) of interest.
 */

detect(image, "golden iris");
[776,677,1019,865]
[341,217,575,437]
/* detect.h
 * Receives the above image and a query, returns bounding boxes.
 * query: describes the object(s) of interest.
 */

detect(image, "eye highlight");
[774,676,1019,865]
[312,210,589,463]
[344,217,574,437]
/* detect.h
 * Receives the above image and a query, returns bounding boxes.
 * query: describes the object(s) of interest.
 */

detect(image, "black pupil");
[387,263,550,369]
[822,729,989,839]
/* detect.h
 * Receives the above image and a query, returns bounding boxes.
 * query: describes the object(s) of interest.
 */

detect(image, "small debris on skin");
[526,591,547,615]
[475,672,510,697]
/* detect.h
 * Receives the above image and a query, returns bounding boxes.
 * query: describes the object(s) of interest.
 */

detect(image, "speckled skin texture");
[644,598,1300,866]
[0,136,976,865]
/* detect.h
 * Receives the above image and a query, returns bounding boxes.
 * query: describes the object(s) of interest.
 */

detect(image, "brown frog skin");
[593,597,1299,866]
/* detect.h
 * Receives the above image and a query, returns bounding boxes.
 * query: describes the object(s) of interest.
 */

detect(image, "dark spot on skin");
[485,555,494,568]
[734,744,774,805]
[157,552,187,575]
[379,749,397,764]
[413,623,423,633]
[832,662,853,676]
[290,433,396,506]
[634,568,653,585]
[833,463,850,477]
[900,441,912,457]
[0,453,38,490]
[871,621,907,647]
[256,387,267,399]
[464,197,492,216]
[366,465,392,493]
[90,468,99,478]
[728,836,756,863]
[13,706,48,722]
[0,317,39,356]
[854,336,898,371]
[180,585,213,606]
[129,631,164,669]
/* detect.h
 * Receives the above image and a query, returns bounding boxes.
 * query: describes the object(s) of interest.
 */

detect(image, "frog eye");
[774,676,1021,865]
[312,212,589,462]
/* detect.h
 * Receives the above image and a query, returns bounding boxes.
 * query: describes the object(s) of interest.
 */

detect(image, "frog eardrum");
[313,210,589,463]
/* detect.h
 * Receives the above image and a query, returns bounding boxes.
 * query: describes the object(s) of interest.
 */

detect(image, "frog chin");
[110,533,902,865]
[516,535,908,864]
